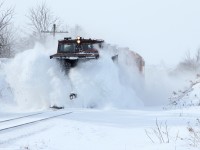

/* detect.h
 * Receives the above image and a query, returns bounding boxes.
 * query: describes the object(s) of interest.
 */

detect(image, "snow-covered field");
[0,108,199,150]
[0,44,200,150]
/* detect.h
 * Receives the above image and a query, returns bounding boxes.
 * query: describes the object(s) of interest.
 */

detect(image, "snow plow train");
[50,36,104,70]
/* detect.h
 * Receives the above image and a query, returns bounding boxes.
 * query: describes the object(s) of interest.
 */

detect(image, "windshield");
[58,44,75,53]
[82,44,93,50]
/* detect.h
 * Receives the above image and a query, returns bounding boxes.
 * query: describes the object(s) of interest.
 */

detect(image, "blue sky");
[6,0,200,65]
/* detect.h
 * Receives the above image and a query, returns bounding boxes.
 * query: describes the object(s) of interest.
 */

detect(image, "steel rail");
[0,112,72,132]
[0,112,43,123]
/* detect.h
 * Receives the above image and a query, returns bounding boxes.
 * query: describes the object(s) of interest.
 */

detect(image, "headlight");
[77,40,81,44]
[77,36,81,40]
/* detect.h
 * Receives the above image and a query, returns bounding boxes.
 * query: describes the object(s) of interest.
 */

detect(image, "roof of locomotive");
[58,37,104,44]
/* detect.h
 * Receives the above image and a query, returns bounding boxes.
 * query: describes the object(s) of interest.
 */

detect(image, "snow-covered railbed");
[0,108,199,150]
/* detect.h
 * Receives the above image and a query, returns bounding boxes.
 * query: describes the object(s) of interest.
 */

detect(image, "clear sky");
[6,0,200,65]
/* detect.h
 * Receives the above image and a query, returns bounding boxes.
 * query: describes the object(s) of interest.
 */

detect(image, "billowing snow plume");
[0,42,193,111]
[0,44,144,110]
[4,44,71,110]
[68,49,142,109]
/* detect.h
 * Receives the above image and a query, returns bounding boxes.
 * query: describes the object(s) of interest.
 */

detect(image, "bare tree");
[176,49,200,72]
[70,25,86,38]
[0,1,14,58]
[27,2,59,43]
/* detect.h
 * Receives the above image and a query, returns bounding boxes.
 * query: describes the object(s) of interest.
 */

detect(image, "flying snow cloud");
[0,39,196,111]
[0,43,144,110]
[68,48,143,109]
[3,43,72,110]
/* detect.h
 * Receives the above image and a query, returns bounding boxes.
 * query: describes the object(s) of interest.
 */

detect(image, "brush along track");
[0,112,72,132]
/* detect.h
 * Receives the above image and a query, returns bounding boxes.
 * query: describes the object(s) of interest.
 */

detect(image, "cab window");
[58,44,75,52]
[82,44,93,50]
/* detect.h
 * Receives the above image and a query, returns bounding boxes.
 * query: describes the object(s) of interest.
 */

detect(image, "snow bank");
[169,75,200,108]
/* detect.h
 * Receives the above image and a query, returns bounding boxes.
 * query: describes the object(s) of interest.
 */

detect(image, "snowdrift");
[169,75,200,108]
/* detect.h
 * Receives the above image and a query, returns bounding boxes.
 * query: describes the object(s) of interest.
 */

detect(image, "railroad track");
[0,112,44,123]
[0,111,72,132]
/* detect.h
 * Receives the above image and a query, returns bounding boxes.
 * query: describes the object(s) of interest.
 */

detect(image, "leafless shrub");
[187,119,200,147]
[145,119,170,143]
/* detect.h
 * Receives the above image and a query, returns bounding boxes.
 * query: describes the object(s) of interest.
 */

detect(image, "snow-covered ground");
[0,108,199,150]
[0,43,200,150]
